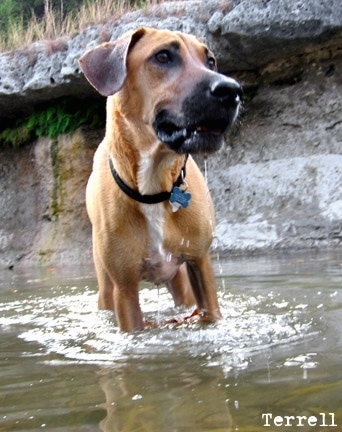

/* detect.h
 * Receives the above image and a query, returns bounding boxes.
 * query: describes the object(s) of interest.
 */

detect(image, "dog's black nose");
[210,78,242,107]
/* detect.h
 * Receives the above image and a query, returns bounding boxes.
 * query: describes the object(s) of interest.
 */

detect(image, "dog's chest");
[140,203,182,284]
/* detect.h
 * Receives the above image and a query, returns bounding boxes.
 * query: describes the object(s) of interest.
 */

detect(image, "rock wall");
[0,0,341,267]
[209,56,342,254]
[0,129,99,267]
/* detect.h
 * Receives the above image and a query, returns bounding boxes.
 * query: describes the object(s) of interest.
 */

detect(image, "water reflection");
[98,360,232,432]
[0,250,341,431]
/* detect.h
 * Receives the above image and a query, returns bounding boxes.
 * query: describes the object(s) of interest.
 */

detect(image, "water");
[1,250,342,431]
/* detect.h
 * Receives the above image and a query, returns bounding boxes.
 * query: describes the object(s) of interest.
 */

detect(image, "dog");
[79,27,242,332]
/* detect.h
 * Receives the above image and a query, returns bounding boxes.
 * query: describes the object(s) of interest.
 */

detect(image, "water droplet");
[132,394,143,401]
[204,158,208,184]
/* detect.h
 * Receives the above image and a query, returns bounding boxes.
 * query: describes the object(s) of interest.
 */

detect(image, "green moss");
[50,139,60,219]
[0,96,105,147]
[0,124,32,147]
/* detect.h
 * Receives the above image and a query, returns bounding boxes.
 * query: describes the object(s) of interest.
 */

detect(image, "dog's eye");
[207,56,216,70]
[155,50,172,64]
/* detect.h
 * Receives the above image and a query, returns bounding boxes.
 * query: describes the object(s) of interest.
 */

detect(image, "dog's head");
[79,27,242,155]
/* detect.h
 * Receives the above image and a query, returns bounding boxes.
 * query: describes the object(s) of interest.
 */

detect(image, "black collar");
[109,155,189,205]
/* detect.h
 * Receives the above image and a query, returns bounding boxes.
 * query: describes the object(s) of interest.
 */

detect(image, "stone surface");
[213,154,342,252]
[0,129,98,267]
[0,0,341,267]
[216,0,342,70]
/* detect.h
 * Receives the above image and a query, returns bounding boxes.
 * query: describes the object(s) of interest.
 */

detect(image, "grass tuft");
[0,0,167,52]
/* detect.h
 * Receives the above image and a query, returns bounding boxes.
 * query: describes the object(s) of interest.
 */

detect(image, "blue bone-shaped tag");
[169,186,192,212]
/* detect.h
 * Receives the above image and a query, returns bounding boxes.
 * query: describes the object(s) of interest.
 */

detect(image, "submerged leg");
[186,253,222,322]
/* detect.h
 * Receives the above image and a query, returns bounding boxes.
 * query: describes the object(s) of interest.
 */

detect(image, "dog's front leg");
[186,254,222,322]
[113,282,144,332]
[93,243,115,311]
[93,243,144,332]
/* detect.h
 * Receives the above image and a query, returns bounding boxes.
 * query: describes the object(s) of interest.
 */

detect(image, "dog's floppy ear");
[78,27,146,97]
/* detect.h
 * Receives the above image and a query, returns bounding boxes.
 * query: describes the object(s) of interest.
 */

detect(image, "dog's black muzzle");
[153,76,242,154]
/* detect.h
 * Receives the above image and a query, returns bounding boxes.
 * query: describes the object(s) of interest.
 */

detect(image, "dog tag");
[169,186,192,212]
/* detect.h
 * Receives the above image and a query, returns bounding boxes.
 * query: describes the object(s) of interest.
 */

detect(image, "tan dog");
[79,27,241,332]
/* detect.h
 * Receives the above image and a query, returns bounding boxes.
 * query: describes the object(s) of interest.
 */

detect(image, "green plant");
[0,0,154,52]
[0,125,32,147]
[0,97,105,147]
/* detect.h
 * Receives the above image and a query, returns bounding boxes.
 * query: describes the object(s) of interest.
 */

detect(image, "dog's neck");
[107,104,186,196]
[137,148,185,195]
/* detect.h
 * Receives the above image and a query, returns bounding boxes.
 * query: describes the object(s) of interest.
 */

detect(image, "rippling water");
[1,250,342,431]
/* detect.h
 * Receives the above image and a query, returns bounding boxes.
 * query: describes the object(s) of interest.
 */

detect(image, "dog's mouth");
[153,115,230,154]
